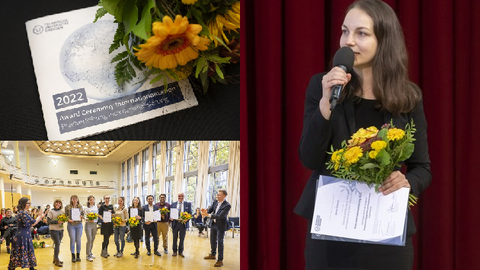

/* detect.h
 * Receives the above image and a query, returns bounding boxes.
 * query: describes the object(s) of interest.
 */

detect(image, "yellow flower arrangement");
[179,212,192,224]
[128,217,139,228]
[326,120,417,206]
[112,216,123,228]
[86,212,98,221]
[56,214,68,227]
[94,0,240,92]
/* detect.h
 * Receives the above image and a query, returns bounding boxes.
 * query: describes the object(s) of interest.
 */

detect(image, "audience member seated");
[193,208,207,236]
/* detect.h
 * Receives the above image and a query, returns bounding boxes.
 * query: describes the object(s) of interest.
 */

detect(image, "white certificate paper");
[130,208,138,218]
[311,175,409,245]
[170,208,179,220]
[71,208,81,221]
[153,210,161,221]
[145,211,154,222]
[103,211,111,223]
[25,6,198,139]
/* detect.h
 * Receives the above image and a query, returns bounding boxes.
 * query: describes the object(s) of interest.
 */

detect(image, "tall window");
[126,158,131,204]
[206,170,228,207]
[153,142,161,196]
[206,141,229,207]
[209,141,229,166]
[183,141,199,206]
[165,141,177,177]
[133,154,139,184]
[121,162,125,198]
[165,141,177,203]
[142,147,149,205]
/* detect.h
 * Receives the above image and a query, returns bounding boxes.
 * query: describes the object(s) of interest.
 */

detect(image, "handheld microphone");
[329,47,354,111]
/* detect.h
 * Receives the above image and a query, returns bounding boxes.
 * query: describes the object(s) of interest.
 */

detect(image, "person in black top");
[0,208,17,254]
[98,194,114,258]
[129,197,143,258]
[295,1,431,269]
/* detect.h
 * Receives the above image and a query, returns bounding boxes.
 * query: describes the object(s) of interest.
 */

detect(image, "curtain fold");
[242,0,480,269]
[196,141,210,208]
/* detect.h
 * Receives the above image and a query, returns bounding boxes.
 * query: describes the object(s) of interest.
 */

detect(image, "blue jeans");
[114,226,126,253]
[67,223,83,253]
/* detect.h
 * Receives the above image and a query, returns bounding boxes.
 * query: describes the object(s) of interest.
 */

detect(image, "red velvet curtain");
[241,0,480,269]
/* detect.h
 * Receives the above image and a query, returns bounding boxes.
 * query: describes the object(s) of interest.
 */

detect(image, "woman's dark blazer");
[294,73,432,236]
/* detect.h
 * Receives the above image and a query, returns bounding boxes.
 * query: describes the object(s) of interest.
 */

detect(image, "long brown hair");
[342,0,421,115]
[131,196,142,210]
[69,195,80,208]
[87,195,96,207]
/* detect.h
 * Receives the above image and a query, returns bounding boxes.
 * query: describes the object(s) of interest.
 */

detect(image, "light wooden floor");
[0,227,240,270]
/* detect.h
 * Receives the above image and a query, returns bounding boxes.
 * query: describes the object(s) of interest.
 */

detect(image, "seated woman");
[193,208,207,236]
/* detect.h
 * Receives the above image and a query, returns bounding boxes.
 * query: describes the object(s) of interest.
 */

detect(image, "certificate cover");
[311,175,409,246]
[25,6,198,139]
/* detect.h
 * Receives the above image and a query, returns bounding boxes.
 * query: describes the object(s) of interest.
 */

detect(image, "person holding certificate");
[113,196,128,257]
[294,0,431,269]
[170,193,192,258]
[129,197,143,258]
[84,195,98,262]
[65,195,84,263]
[141,195,161,257]
[98,194,114,258]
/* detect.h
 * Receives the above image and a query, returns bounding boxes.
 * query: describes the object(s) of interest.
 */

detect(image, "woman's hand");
[68,219,73,223]
[320,67,352,119]
[58,220,63,224]
[378,171,410,195]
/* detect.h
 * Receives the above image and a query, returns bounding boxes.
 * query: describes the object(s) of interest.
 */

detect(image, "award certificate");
[103,211,111,223]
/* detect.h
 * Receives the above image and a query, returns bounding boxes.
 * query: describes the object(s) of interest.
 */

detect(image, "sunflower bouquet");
[179,211,192,224]
[326,120,418,206]
[128,217,140,228]
[113,216,123,227]
[94,0,240,93]
[160,207,169,219]
[56,214,69,227]
[86,212,98,221]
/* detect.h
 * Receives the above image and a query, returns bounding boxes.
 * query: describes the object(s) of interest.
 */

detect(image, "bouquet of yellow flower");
[56,214,69,227]
[93,0,240,93]
[179,212,192,224]
[326,120,417,206]
[160,207,169,219]
[113,216,123,227]
[86,212,98,221]
[128,217,139,228]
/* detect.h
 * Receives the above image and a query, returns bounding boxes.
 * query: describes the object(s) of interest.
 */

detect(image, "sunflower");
[181,0,198,4]
[134,15,210,70]
[208,2,240,47]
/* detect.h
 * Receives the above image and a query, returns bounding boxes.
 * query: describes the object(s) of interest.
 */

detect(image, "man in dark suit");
[170,193,192,258]
[202,189,232,267]
[142,195,161,256]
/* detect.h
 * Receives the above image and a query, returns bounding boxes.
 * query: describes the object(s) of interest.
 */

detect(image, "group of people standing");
[4,189,232,269]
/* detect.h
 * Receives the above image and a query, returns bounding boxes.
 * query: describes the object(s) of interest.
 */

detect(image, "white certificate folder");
[311,175,409,246]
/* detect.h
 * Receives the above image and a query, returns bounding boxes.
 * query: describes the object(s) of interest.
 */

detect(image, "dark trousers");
[210,223,226,261]
[172,222,186,253]
[102,233,110,249]
[133,239,140,253]
[143,224,159,252]
[50,230,63,260]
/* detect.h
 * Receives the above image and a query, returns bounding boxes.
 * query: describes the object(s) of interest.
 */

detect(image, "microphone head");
[333,47,355,72]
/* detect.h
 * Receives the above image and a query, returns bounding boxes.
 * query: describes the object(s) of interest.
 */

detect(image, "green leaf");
[360,163,379,170]
[166,69,181,81]
[377,128,387,140]
[399,143,415,161]
[191,8,209,33]
[131,0,156,40]
[93,7,108,23]
[195,57,206,78]
[150,73,164,84]
[199,69,209,93]
[214,64,224,79]
[111,51,128,63]
[102,0,126,22]
[376,149,391,166]
[127,62,136,78]
[122,0,138,35]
